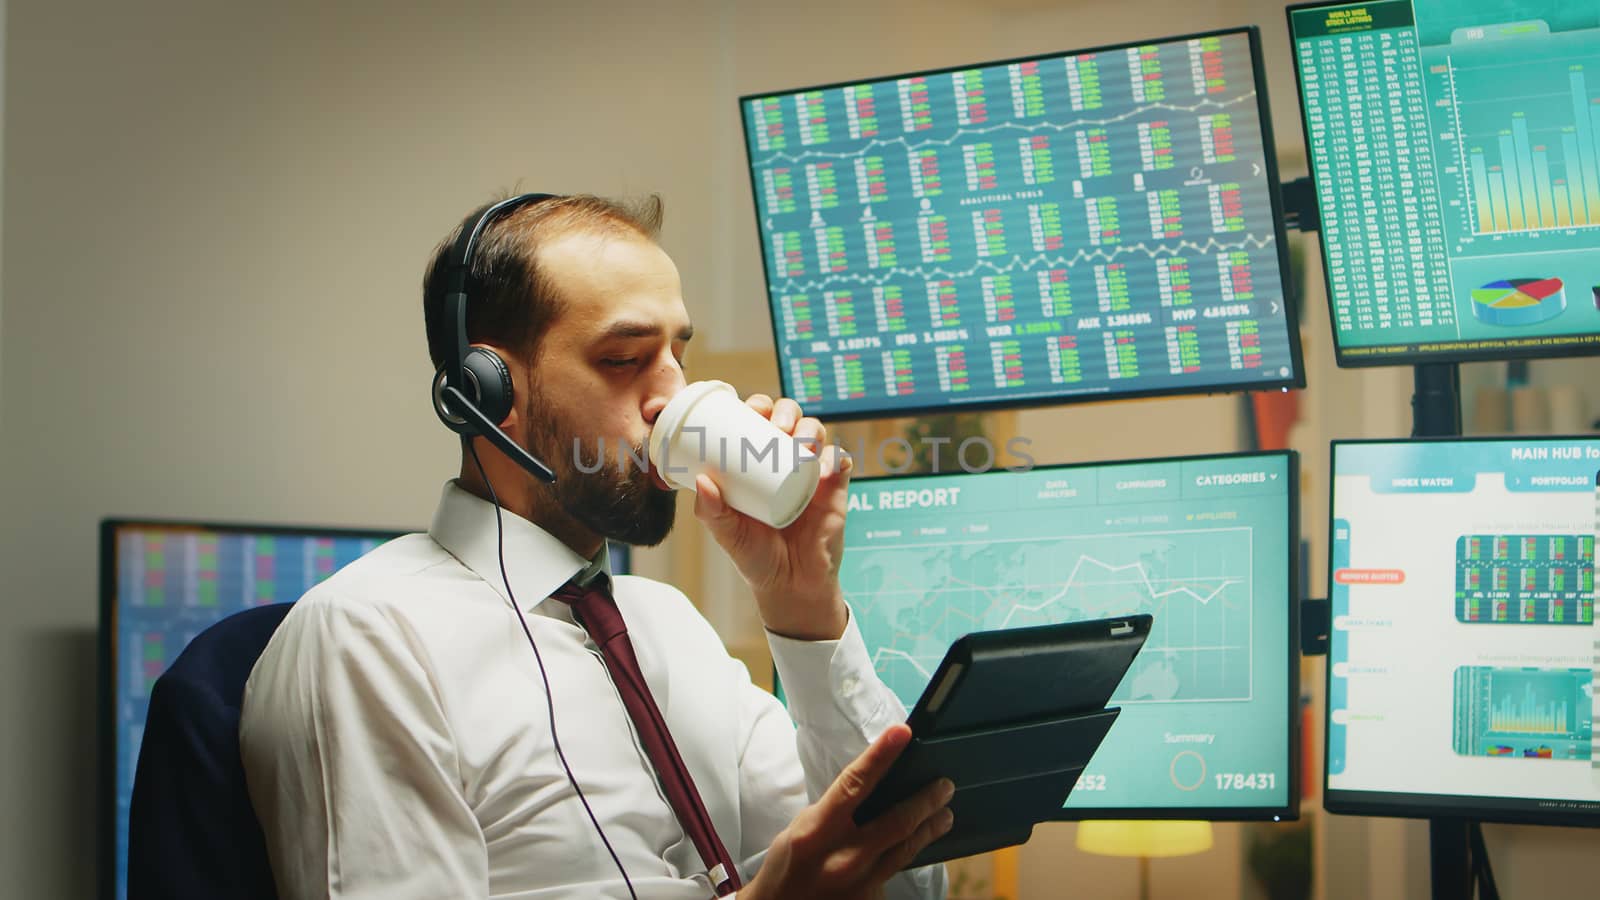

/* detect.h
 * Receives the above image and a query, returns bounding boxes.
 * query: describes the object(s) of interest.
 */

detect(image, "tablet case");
[854,616,1151,867]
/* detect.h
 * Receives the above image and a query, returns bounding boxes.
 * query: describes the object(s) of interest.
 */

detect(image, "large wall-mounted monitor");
[1289,1,1600,366]
[740,27,1303,420]
[839,452,1299,819]
[1327,439,1600,827]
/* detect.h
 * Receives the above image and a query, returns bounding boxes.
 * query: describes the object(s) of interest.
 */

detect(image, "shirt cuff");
[766,604,903,741]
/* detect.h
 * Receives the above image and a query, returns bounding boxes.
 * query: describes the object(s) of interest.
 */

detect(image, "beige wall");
[3,1,1596,897]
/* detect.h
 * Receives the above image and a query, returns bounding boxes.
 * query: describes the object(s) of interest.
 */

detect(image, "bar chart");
[1492,680,1575,735]
[1454,666,1594,760]
[1452,55,1600,235]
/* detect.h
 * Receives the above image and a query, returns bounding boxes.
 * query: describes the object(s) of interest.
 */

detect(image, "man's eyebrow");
[598,320,695,341]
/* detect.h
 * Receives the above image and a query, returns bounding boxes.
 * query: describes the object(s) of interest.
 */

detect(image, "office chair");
[127,603,289,900]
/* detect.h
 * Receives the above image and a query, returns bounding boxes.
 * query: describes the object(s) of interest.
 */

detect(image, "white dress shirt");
[239,482,947,899]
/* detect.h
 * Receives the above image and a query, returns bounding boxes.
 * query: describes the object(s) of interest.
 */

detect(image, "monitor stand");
[1428,817,1472,900]
[1411,363,1462,438]
[1410,363,1478,900]
[1288,170,1490,900]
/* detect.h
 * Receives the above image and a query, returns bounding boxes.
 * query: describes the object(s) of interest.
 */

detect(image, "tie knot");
[551,576,625,644]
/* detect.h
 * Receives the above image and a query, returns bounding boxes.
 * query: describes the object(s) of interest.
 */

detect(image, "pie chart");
[1470,278,1567,326]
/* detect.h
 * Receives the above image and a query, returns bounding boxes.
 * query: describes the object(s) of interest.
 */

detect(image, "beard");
[523,383,678,547]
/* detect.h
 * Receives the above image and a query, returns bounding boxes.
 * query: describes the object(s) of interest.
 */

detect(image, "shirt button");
[840,676,860,698]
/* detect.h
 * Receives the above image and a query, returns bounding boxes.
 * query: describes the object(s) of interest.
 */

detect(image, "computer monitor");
[1326,438,1600,826]
[98,520,405,900]
[840,451,1299,819]
[739,27,1303,421]
[99,519,636,900]
[1288,1,1600,366]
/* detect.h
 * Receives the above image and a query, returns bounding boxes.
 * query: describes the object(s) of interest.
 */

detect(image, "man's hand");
[738,724,954,900]
[693,395,852,641]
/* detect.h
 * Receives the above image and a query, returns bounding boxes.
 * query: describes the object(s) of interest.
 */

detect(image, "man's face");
[521,228,691,547]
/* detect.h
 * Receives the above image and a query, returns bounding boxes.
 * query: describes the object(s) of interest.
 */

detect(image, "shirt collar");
[573,542,614,591]
[427,480,602,612]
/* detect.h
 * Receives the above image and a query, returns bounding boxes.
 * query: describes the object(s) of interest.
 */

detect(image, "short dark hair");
[422,193,664,372]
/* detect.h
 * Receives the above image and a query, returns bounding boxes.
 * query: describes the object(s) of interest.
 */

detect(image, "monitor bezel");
[1323,436,1600,828]
[737,26,1307,422]
[98,518,409,900]
[1284,0,1600,369]
[844,449,1302,821]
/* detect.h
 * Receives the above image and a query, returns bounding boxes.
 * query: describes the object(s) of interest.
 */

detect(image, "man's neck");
[457,465,605,560]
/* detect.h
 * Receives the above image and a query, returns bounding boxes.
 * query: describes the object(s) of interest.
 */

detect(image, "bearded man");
[239,194,952,900]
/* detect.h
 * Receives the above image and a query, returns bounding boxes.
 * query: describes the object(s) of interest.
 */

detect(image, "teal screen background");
[1290,0,1600,362]
[839,453,1294,813]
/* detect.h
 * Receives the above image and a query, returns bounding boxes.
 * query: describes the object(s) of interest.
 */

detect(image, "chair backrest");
[127,603,291,900]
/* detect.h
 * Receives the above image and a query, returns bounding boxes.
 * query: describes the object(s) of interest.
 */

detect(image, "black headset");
[431,193,644,898]
[430,192,559,483]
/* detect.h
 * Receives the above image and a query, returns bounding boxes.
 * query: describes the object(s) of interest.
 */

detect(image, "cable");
[467,441,639,900]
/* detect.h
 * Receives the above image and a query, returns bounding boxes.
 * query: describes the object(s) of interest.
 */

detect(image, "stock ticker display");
[106,523,397,900]
[105,524,635,900]
[740,30,1299,419]
[1290,0,1600,364]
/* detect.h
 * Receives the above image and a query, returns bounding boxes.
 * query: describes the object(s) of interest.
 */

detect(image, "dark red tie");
[553,577,742,896]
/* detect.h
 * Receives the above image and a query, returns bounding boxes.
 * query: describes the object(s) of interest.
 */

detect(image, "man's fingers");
[817,724,912,820]
[793,416,825,453]
[858,776,954,852]
[693,472,727,515]
[870,805,955,883]
[693,472,751,535]
[745,393,775,418]
[771,398,803,433]
[820,442,855,483]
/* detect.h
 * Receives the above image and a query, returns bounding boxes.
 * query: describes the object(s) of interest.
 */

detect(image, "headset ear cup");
[463,347,516,427]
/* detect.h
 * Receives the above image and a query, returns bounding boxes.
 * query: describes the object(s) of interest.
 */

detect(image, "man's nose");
[641,360,687,425]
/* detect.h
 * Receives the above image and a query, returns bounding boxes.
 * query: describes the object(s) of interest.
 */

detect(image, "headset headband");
[441,192,558,396]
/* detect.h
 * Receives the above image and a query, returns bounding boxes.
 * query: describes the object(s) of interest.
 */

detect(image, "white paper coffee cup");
[649,381,821,529]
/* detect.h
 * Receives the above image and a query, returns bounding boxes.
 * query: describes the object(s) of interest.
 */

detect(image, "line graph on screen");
[845,527,1254,708]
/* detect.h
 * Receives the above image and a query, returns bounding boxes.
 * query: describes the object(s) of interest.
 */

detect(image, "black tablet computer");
[855,616,1152,866]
